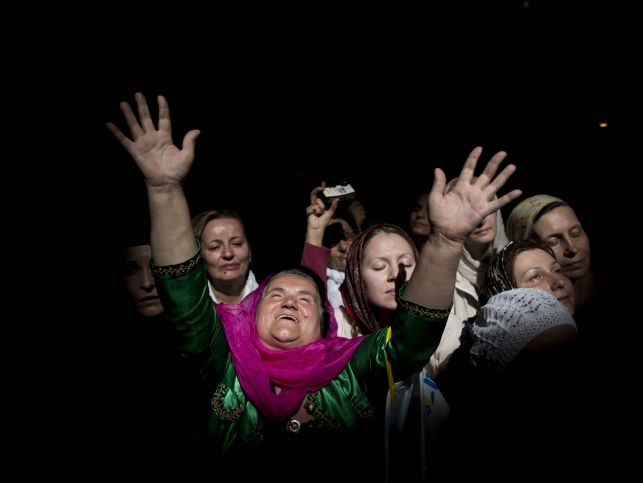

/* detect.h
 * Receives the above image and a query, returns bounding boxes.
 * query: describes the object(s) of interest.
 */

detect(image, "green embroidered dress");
[154,250,447,468]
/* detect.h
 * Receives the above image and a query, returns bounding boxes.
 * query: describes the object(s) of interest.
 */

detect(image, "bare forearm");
[404,233,463,309]
[148,184,197,265]
[306,227,325,247]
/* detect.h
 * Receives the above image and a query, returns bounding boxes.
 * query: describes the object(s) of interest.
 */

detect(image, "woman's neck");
[413,235,428,251]
[465,240,492,262]
[209,277,247,304]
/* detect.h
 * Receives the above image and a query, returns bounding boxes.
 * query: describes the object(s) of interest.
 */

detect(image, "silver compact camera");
[322,183,356,201]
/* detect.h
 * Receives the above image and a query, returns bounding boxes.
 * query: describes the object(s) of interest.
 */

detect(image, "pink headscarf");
[216,274,365,422]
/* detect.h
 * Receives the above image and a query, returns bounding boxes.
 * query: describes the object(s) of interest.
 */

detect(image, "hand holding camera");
[322,183,355,201]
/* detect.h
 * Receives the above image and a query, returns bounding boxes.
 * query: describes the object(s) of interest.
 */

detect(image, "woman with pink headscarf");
[107,92,520,478]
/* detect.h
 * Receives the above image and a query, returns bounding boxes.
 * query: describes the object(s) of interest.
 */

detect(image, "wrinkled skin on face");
[256,274,323,350]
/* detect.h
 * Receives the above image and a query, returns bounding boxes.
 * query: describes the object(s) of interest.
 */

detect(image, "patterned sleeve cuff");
[151,244,202,278]
[397,284,452,321]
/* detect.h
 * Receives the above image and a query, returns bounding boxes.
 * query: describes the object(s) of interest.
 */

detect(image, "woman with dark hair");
[300,182,357,337]
[481,239,575,313]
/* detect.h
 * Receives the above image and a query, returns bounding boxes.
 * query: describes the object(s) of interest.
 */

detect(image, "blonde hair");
[191,209,248,240]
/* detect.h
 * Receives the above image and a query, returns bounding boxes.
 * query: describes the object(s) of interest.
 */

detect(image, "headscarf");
[482,241,518,300]
[469,288,577,371]
[340,224,418,334]
[216,274,364,422]
[481,240,558,304]
[326,267,345,310]
[506,195,567,241]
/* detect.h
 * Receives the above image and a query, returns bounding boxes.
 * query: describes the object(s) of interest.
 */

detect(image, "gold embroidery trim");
[304,392,341,431]
[246,426,263,445]
[152,252,202,277]
[351,400,375,421]
[397,297,451,320]
[210,383,245,422]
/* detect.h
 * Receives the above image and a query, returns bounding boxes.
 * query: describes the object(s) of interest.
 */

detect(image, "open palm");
[106,92,200,188]
[428,147,521,242]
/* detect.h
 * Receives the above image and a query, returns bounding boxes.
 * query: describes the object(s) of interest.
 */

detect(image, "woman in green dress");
[107,92,520,479]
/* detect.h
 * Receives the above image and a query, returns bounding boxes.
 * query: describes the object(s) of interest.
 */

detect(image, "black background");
[33,1,633,474]
[79,1,625,280]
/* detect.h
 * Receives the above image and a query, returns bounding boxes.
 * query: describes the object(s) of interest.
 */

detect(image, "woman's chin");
[269,328,300,346]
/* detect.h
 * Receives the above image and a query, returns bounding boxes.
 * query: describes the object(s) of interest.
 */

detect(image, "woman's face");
[329,239,351,271]
[409,194,431,238]
[361,232,416,310]
[513,248,575,315]
[200,218,252,284]
[328,219,355,271]
[256,274,322,350]
[123,245,163,317]
[533,206,590,281]
[465,212,497,249]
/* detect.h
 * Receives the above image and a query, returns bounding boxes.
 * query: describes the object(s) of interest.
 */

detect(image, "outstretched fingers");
[181,129,201,162]
[430,167,447,198]
[119,99,144,139]
[105,121,131,150]
[475,150,507,189]
[484,162,516,198]
[135,92,156,132]
[492,188,523,211]
[457,146,483,185]
[458,147,521,219]
[157,95,172,135]
[482,161,521,211]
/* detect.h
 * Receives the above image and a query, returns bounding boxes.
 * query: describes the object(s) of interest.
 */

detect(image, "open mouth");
[277,314,298,322]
